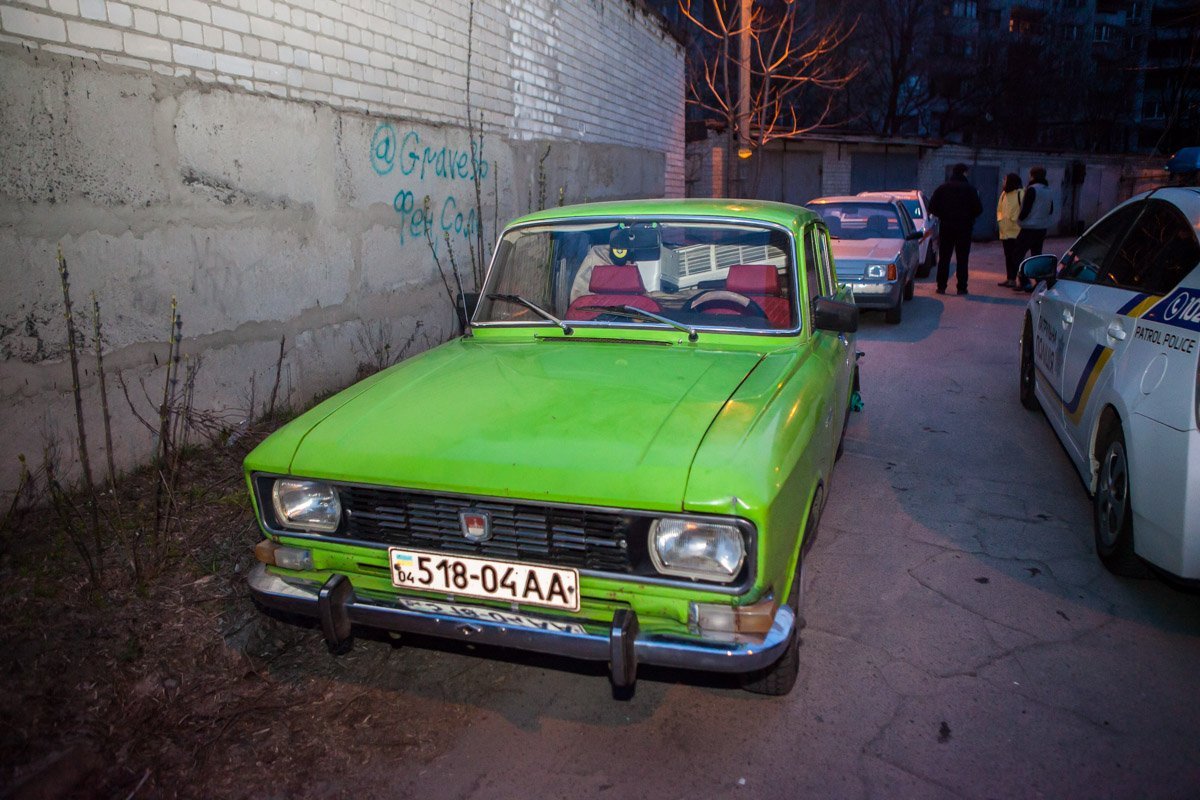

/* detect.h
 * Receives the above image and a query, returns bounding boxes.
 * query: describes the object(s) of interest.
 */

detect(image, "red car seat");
[725,264,794,329]
[566,264,662,321]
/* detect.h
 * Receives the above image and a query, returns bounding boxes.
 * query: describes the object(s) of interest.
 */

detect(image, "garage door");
[850,153,919,193]
[753,150,823,205]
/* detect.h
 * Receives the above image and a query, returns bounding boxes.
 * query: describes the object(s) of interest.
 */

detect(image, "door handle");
[1106,322,1126,341]
[1062,309,1074,326]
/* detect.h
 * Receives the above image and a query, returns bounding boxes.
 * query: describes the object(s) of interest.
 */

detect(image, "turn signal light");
[689,594,778,635]
[887,263,897,281]
[254,540,313,570]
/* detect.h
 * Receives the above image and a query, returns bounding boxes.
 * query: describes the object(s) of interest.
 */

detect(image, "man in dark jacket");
[928,163,984,295]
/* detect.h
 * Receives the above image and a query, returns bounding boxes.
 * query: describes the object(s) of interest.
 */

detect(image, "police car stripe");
[1141,287,1200,333]
[1120,293,1159,319]
[1065,346,1114,425]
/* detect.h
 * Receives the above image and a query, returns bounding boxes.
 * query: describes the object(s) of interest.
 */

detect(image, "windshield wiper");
[488,294,573,335]
[578,305,698,342]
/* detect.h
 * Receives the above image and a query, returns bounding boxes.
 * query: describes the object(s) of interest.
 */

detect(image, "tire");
[742,499,819,696]
[885,300,902,324]
[903,274,915,301]
[1092,420,1147,577]
[836,367,859,462]
[1019,316,1039,410]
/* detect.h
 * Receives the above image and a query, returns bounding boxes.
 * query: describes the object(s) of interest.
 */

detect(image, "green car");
[245,199,859,695]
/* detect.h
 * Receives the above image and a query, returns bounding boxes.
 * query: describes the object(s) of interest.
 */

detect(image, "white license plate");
[388,548,580,612]
[396,597,587,634]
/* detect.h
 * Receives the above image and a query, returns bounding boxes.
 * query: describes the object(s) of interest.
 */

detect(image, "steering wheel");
[683,290,767,320]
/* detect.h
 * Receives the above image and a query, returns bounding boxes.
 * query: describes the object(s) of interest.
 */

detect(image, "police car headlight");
[649,519,745,582]
[271,479,341,532]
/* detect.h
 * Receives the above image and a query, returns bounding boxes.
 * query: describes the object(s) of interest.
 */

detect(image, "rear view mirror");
[813,297,858,334]
[1020,254,1058,285]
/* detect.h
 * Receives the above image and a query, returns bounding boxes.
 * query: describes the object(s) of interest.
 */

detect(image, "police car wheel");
[1093,421,1147,577]
[1019,316,1038,410]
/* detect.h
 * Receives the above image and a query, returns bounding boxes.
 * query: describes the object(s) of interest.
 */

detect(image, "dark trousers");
[1015,227,1047,287]
[1002,237,1022,281]
[936,226,973,291]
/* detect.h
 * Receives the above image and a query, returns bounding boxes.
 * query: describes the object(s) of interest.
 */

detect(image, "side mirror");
[905,231,922,241]
[1019,254,1058,286]
[455,291,479,333]
[813,296,858,334]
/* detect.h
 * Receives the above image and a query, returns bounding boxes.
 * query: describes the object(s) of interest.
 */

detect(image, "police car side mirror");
[1020,254,1058,286]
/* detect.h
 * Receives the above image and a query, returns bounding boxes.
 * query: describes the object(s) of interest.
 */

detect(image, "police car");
[1018,187,1200,581]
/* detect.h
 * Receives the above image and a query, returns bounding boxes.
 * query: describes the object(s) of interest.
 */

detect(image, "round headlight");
[649,518,745,583]
[271,479,342,532]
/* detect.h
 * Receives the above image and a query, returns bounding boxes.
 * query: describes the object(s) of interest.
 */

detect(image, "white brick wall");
[0,0,686,187]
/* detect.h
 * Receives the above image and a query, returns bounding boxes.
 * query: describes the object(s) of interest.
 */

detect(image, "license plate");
[388,548,580,612]
[396,597,587,634]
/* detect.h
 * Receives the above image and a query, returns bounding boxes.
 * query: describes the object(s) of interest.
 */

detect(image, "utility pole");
[735,0,752,196]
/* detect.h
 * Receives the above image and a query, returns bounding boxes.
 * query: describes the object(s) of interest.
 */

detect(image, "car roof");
[507,198,819,230]
[857,190,923,201]
[1123,187,1200,229]
[808,195,903,208]
[811,193,902,208]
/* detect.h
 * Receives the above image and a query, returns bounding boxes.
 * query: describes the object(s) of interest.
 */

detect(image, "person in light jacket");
[996,173,1024,288]
[1015,166,1057,291]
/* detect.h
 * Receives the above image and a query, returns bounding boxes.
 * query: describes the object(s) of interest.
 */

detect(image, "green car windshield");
[475,220,798,332]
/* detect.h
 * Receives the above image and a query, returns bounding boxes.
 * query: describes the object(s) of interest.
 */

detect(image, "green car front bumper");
[247,564,795,688]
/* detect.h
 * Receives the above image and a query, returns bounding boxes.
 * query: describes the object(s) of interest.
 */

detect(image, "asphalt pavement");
[357,240,1200,799]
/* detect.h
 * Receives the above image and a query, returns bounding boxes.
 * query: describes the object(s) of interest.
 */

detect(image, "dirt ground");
[0,422,467,800]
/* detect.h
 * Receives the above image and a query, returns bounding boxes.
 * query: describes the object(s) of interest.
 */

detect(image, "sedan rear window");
[807,203,904,240]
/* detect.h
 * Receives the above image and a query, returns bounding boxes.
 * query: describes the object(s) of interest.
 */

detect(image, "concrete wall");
[690,135,1164,235]
[0,0,686,496]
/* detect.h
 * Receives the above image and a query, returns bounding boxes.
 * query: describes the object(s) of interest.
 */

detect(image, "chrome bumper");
[247,564,794,687]
[846,281,901,309]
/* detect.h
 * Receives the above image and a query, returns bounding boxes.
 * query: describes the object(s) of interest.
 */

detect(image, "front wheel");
[1093,420,1146,577]
[885,299,902,324]
[742,501,819,696]
[903,275,915,301]
[1019,316,1038,410]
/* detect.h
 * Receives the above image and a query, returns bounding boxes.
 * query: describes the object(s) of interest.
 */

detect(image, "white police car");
[1018,187,1200,581]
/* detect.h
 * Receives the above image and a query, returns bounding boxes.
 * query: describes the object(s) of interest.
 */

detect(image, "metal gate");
[751,149,823,205]
[850,153,919,193]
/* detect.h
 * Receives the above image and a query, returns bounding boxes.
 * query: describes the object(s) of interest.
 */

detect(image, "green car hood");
[280,337,766,510]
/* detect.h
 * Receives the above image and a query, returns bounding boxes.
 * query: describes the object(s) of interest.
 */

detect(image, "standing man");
[1015,166,1057,292]
[928,163,983,295]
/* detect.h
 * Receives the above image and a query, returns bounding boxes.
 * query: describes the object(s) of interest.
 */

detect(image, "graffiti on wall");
[370,123,492,253]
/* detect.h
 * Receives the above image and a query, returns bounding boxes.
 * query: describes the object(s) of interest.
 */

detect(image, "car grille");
[338,486,636,573]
